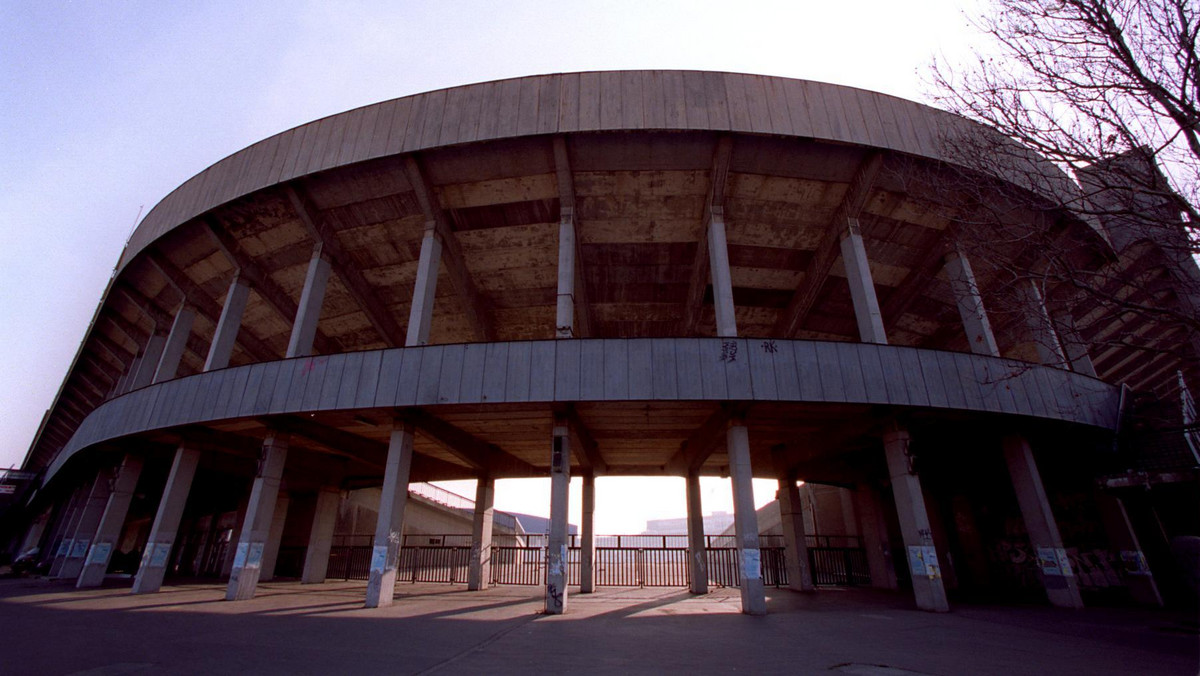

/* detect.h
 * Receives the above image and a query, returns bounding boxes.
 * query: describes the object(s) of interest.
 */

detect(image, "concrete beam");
[403,156,496,342]
[561,406,606,475]
[840,218,888,344]
[287,184,405,348]
[944,246,1001,357]
[409,409,537,476]
[204,273,252,371]
[666,404,745,475]
[679,136,733,336]
[776,152,883,337]
[285,245,332,358]
[152,305,196,383]
[553,136,593,337]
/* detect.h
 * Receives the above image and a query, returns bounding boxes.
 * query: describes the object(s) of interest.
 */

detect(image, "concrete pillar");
[131,446,200,594]
[854,484,898,589]
[728,422,767,615]
[707,208,738,338]
[77,453,144,588]
[365,419,415,608]
[285,246,331,358]
[226,434,288,601]
[129,333,167,391]
[777,476,815,592]
[579,473,596,593]
[301,487,341,584]
[1018,279,1068,365]
[406,225,441,346]
[48,481,92,577]
[467,475,495,591]
[221,493,251,577]
[258,494,290,582]
[40,486,83,569]
[882,428,949,612]
[1056,313,1099,377]
[944,247,1001,357]
[545,420,571,614]
[556,208,577,339]
[1095,492,1163,606]
[58,470,116,579]
[840,218,888,344]
[1002,435,1084,608]
[204,274,250,371]
[685,470,709,594]
[152,305,196,383]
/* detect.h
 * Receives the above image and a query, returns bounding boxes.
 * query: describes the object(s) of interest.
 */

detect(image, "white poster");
[232,542,248,569]
[87,542,111,565]
[149,543,171,568]
[741,549,761,580]
[370,545,388,573]
[246,542,264,569]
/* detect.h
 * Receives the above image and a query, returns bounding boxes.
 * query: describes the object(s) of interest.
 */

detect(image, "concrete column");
[1055,313,1099,377]
[204,274,250,371]
[944,247,1001,357]
[854,484,898,589]
[226,434,288,601]
[728,422,767,615]
[579,473,596,593]
[556,208,577,338]
[131,446,200,594]
[301,487,341,584]
[129,333,167,391]
[152,305,196,383]
[41,485,85,569]
[77,453,144,588]
[48,481,92,577]
[840,218,888,344]
[685,470,709,594]
[57,472,115,579]
[777,476,815,592]
[545,420,571,614]
[467,475,495,591]
[258,493,290,582]
[1095,492,1163,606]
[883,428,950,612]
[707,208,738,338]
[1003,435,1084,608]
[1018,279,1068,365]
[365,419,415,608]
[406,225,442,346]
[221,493,251,577]
[285,246,331,358]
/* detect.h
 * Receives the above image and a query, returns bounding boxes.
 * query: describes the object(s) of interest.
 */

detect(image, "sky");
[0,0,981,533]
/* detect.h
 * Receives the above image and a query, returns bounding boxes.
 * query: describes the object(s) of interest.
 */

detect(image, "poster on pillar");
[87,542,111,565]
[57,540,72,557]
[370,545,388,573]
[246,543,264,569]
[741,549,761,580]
[149,543,172,568]
[1037,547,1063,576]
[907,545,941,579]
[233,542,248,569]
[71,539,90,558]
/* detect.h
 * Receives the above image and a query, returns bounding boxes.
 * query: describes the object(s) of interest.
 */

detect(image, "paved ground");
[0,577,1195,675]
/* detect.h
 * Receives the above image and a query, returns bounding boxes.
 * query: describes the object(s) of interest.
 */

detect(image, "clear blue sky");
[0,0,978,532]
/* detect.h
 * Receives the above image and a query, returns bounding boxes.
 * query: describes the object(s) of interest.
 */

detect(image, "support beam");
[47,483,90,575]
[840,218,888,344]
[1094,492,1162,606]
[365,419,415,608]
[775,467,814,592]
[854,483,898,589]
[152,305,196,383]
[258,493,290,582]
[467,474,495,591]
[680,136,734,336]
[115,284,210,366]
[409,409,537,476]
[1054,313,1099,377]
[226,433,288,601]
[1018,279,1069,366]
[562,407,606,475]
[301,486,341,584]
[666,404,745,475]
[286,246,332,358]
[204,216,336,355]
[132,446,200,594]
[579,473,596,594]
[204,273,252,371]
[1002,435,1084,608]
[403,156,496,341]
[553,136,592,337]
[882,231,950,331]
[128,333,167,391]
[882,427,949,612]
[776,152,883,337]
[545,419,571,614]
[148,251,275,364]
[708,208,738,338]
[57,470,114,579]
[77,453,144,588]
[685,469,709,594]
[287,184,405,348]
[407,224,441,346]
[727,421,766,615]
[944,246,1001,357]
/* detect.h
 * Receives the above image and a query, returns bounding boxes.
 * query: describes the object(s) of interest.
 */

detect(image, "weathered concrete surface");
[0,579,1194,675]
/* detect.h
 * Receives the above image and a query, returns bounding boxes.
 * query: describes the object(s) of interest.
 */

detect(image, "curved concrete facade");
[19,71,1141,615]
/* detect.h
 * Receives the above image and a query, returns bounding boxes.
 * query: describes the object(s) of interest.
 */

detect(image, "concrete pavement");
[0,578,1195,675]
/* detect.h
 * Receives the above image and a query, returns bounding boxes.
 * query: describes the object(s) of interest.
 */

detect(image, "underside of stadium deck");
[14,71,1191,615]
